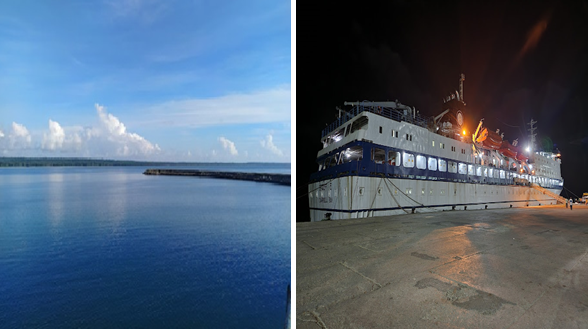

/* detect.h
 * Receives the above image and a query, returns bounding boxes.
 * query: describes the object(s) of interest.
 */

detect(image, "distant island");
[0,157,290,168]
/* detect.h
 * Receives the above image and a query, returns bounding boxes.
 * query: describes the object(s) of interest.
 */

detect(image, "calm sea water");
[0,165,290,328]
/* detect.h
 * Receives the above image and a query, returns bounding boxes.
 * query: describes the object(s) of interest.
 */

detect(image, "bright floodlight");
[525,146,530,153]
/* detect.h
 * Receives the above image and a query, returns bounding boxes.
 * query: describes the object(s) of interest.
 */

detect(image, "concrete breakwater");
[143,169,291,186]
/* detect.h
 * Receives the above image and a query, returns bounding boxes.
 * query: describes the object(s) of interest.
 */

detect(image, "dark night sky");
[296,0,588,221]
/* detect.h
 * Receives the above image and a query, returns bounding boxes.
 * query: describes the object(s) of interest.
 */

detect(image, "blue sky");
[0,0,291,162]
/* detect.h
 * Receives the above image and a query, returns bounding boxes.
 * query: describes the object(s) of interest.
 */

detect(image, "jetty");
[143,169,290,186]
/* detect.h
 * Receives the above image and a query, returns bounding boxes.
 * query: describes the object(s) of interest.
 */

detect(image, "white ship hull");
[309,176,562,221]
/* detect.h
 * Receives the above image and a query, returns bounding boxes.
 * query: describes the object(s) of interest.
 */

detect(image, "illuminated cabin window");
[476,166,482,176]
[438,159,447,172]
[468,164,475,175]
[343,146,363,163]
[432,140,435,147]
[392,129,398,138]
[428,157,437,171]
[416,155,426,169]
[487,168,491,177]
[371,148,385,164]
[440,142,445,149]
[458,163,467,175]
[388,151,401,166]
[448,161,457,173]
[403,153,415,168]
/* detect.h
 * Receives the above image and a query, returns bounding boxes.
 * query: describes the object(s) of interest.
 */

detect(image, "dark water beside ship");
[0,164,290,328]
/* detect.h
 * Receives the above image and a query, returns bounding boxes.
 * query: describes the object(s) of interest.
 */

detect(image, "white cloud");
[95,103,161,156]
[218,136,238,156]
[42,119,65,150]
[142,86,290,128]
[260,134,283,156]
[9,122,31,149]
[0,129,4,138]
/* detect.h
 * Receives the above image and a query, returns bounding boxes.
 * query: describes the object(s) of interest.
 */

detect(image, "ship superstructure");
[308,75,564,221]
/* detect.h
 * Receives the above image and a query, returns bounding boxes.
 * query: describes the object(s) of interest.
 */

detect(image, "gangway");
[530,183,566,204]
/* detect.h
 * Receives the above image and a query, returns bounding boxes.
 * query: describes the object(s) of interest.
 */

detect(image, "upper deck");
[321,101,430,138]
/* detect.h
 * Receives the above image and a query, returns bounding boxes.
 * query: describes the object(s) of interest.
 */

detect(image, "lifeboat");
[481,130,502,150]
[499,140,517,159]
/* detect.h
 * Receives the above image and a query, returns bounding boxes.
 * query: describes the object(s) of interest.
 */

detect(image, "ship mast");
[527,119,537,151]
[527,119,537,163]
[459,73,465,103]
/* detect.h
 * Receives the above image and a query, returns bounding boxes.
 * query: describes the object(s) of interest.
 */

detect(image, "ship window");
[500,170,505,179]
[403,153,415,168]
[440,142,445,149]
[468,164,474,175]
[337,152,345,165]
[391,130,398,138]
[438,159,447,172]
[410,135,413,141]
[406,134,409,140]
[330,127,345,144]
[428,157,437,171]
[416,155,426,169]
[343,146,363,163]
[350,116,368,133]
[476,166,482,176]
[329,154,338,167]
[494,170,499,178]
[322,157,330,169]
[379,126,382,134]
[388,151,401,166]
[371,148,385,164]
[488,168,492,178]
[458,163,467,174]
[432,140,435,147]
[344,124,350,136]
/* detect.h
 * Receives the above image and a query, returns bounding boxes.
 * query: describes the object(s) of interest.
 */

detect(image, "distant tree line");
[0,157,186,167]
[0,157,287,168]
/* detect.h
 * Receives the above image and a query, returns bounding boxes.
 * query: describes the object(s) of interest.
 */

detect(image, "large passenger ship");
[308,75,564,221]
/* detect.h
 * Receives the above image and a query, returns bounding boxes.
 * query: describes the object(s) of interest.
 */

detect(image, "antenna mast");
[527,119,537,151]
[459,73,465,102]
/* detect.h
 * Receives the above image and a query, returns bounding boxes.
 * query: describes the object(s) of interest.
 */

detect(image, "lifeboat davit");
[499,140,517,159]
[481,130,503,150]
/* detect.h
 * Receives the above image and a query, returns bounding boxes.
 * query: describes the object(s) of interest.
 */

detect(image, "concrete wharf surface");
[297,205,588,328]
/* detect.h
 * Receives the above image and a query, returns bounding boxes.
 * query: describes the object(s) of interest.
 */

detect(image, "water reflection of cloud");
[48,172,65,227]
[103,171,128,237]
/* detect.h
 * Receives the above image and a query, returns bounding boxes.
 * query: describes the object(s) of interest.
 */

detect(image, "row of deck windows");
[317,146,561,187]
[371,147,511,178]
